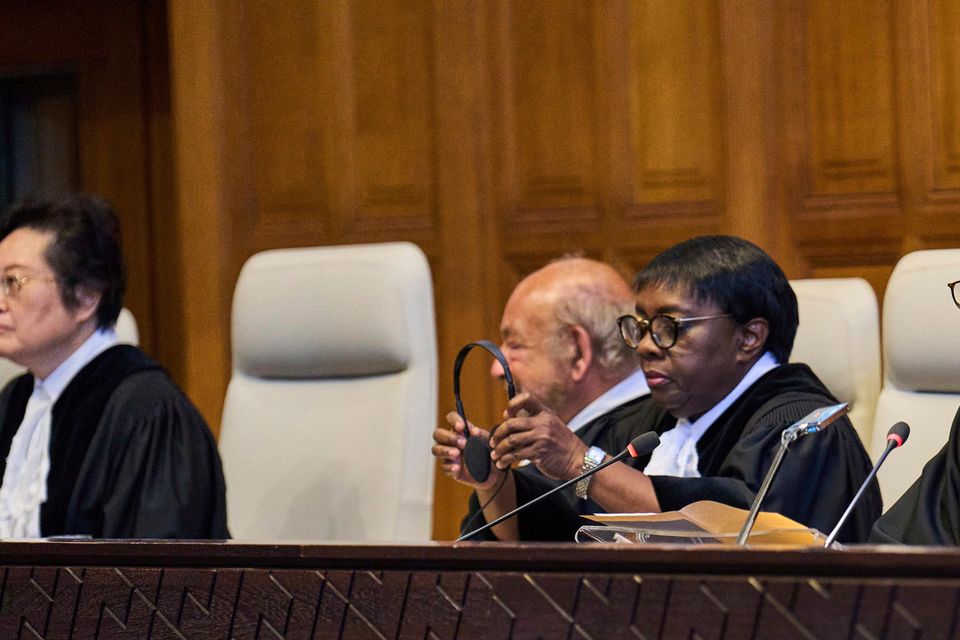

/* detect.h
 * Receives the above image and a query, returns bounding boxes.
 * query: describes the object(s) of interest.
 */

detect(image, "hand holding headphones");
[452,340,516,484]
[431,340,517,487]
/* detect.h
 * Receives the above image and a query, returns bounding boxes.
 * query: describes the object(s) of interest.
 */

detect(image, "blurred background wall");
[1,0,958,540]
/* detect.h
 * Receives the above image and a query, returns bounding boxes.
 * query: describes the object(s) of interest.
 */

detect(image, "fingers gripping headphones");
[453,340,516,483]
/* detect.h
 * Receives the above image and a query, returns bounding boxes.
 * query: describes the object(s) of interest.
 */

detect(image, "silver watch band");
[575,446,606,500]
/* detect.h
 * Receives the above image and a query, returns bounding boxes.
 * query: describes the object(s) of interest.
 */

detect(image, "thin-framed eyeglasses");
[617,313,732,350]
[0,273,56,298]
[949,280,960,310]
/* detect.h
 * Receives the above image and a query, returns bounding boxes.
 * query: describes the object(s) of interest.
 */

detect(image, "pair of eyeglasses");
[950,281,960,310]
[617,313,731,350]
[0,273,56,297]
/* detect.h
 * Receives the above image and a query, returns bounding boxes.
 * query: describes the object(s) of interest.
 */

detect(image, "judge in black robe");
[0,193,228,540]
[0,344,229,538]
[465,364,879,543]
[870,406,960,545]
[644,363,878,543]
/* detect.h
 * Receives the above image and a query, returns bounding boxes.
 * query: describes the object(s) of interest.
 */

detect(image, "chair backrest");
[789,278,881,446]
[219,242,437,541]
[0,307,139,388]
[870,249,960,506]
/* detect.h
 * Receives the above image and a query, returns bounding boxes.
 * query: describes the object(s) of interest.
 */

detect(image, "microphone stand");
[735,403,849,546]
[823,422,909,548]
[822,447,889,548]
[734,429,797,546]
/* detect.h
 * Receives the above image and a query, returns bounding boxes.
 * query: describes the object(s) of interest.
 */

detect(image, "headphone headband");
[453,340,516,422]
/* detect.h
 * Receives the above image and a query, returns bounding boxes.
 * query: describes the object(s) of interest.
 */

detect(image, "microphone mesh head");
[886,421,910,447]
[627,431,660,458]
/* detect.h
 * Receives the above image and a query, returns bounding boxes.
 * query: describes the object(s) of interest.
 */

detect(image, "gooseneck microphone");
[453,341,516,484]
[457,431,661,542]
[735,402,850,546]
[823,421,910,548]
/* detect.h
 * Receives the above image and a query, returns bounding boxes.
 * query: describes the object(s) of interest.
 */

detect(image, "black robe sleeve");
[65,370,229,539]
[649,391,881,543]
[869,406,960,545]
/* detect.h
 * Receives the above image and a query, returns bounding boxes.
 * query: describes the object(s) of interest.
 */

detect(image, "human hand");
[431,411,504,489]
[488,393,587,480]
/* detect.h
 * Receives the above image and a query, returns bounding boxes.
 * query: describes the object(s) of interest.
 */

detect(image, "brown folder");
[580,500,825,546]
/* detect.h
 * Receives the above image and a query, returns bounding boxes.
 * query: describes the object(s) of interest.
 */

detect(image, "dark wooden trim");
[0,540,956,578]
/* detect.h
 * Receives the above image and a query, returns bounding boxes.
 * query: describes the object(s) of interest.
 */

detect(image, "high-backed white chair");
[790,278,881,446]
[219,242,437,541]
[0,307,139,388]
[870,249,960,506]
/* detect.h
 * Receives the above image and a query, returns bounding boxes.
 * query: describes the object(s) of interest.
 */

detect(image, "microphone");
[735,402,849,546]
[823,421,910,548]
[456,431,661,542]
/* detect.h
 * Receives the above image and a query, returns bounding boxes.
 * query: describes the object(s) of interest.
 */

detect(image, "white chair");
[114,307,139,346]
[870,249,960,506]
[219,242,437,541]
[0,307,139,387]
[790,278,881,446]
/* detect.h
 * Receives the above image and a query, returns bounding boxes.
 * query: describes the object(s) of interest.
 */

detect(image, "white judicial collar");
[40,328,120,402]
[643,351,779,478]
[567,368,650,434]
[0,327,119,538]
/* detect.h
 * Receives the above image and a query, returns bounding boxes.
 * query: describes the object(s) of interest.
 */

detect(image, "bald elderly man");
[433,257,650,541]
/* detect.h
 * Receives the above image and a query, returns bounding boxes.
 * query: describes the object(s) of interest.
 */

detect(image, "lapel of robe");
[694,364,836,476]
[0,375,37,477]
[39,345,159,535]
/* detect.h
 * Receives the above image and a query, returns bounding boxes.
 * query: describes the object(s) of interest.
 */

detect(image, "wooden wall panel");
[779,0,900,290]
[0,0,171,362]
[627,0,721,208]
[349,2,436,234]
[497,0,602,237]
[235,0,439,250]
[806,0,897,197]
[932,0,960,192]
[244,1,330,233]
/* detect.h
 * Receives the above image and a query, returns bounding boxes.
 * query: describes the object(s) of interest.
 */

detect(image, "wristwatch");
[575,446,606,500]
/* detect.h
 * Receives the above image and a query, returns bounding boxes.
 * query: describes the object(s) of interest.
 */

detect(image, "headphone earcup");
[463,436,493,483]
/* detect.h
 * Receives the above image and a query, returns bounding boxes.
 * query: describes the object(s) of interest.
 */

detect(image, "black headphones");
[453,340,516,483]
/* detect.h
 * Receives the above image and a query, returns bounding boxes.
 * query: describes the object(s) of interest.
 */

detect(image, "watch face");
[586,447,605,465]
[576,447,606,500]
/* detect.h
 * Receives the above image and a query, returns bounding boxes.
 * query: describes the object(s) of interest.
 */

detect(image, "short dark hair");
[632,235,798,363]
[0,192,125,329]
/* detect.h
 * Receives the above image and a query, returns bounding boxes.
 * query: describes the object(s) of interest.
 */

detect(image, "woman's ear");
[737,317,769,362]
[72,287,102,324]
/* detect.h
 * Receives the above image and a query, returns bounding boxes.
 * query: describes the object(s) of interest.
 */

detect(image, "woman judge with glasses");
[0,193,228,539]
[490,235,880,543]
[869,281,960,545]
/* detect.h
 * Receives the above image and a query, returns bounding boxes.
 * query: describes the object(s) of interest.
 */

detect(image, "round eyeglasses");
[617,313,732,350]
[949,280,960,310]
[0,273,56,298]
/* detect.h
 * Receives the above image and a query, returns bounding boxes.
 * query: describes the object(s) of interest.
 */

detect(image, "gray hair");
[551,278,640,379]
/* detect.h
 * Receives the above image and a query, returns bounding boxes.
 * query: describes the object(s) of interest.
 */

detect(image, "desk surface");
[0,540,957,638]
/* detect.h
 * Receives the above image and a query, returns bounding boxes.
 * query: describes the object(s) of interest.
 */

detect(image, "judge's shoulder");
[102,349,211,433]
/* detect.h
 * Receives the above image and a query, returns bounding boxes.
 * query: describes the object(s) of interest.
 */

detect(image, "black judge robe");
[869,406,960,545]
[461,364,880,543]
[0,345,228,539]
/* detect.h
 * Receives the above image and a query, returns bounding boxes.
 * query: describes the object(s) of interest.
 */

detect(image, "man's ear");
[569,324,593,382]
[72,287,102,323]
[737,317,769,362]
